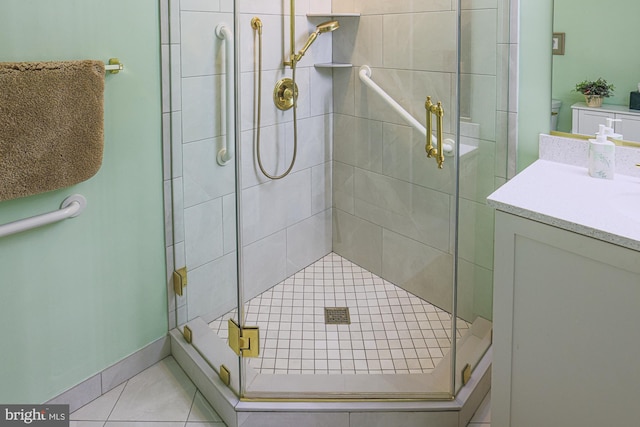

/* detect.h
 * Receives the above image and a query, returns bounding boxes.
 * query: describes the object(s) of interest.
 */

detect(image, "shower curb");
[170,328,491,427]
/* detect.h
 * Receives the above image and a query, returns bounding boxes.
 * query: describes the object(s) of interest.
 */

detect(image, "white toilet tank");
[551,99,562,131]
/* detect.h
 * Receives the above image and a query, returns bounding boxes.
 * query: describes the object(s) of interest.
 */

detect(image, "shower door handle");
[425,96,445,169]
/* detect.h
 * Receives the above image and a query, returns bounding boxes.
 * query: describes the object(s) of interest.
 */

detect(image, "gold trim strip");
[549,130,640,147]
[549,130,589,140]
[462,364,472,386]
[239,394,455,403]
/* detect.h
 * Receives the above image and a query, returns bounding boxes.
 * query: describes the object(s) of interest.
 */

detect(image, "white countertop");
[487,159,640,251]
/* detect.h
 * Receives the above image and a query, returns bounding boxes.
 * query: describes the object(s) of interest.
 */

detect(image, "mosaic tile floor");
[209,253,469,375]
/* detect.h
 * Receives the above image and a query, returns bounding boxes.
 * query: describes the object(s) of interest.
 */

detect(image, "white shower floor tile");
[209,253,469,375]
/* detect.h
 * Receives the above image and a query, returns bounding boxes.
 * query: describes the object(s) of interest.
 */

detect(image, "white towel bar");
[215,24,235,166]
[358,65,454,156]
[0,194,87,238]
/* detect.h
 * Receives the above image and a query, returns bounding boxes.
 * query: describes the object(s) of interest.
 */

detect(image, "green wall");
[0,1,167,403]
[517,0,554,170]
[552,0,640,132]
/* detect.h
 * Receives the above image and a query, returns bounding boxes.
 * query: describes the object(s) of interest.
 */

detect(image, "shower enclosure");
[165,0,509,408]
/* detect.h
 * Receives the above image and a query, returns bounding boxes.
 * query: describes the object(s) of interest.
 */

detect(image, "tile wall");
[330,0,513,321]
[237,0,334,303]
[162,0,519,327]
[166,0,335,326]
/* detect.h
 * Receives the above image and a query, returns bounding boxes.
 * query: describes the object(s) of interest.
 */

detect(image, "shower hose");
[253,18,298,180]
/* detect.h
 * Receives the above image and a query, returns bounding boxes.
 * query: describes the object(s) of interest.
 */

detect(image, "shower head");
[294,20,340,63]
[317,20,340,33]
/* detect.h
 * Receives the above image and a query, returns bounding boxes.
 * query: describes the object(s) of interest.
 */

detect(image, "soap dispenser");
[588,124,615,179]
[603,118,623,140]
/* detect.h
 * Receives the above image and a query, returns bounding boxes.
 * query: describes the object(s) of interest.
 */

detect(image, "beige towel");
[0,60,104,201]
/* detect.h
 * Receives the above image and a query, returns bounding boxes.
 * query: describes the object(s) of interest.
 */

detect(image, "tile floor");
[209,253,470,375]
[71,356,491,427]
[70,357,225,427]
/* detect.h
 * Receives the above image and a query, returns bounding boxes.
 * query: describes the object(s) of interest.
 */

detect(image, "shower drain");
[324,307,351,325]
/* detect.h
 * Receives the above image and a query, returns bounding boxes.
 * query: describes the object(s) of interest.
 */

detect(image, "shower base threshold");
[170,324,491,427]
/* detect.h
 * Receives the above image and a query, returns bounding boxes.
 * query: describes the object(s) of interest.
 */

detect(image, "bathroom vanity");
[571,102,640,142]
[488,144,640,427]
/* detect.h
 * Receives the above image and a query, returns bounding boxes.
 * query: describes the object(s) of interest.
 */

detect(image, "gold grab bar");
[425,96,445,169]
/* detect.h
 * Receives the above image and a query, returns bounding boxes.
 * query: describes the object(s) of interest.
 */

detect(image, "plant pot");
[584,95,603,108]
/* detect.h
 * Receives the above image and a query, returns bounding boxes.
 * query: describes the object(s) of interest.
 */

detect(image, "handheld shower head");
[316,20,340,33]
[294,20,340,63]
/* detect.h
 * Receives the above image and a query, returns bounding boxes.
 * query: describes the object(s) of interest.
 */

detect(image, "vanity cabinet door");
[615,112,640,141]
[492,211,640,427]
[572,109,614,135]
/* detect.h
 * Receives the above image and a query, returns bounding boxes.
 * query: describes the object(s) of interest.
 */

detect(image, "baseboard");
[45,335,171,412]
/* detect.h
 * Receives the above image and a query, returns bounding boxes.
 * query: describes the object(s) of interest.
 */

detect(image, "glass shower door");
[167,0,504,400]
[232,0,496,399]
[169,1,243,394]
[452,0,509,393]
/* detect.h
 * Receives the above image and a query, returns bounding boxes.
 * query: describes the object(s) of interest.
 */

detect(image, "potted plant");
[574,78,614,107]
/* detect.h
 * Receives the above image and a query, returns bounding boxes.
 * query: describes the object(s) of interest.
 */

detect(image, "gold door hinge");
[228,319,260,358]
[183,325,193,344]
[173,267,187,296]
